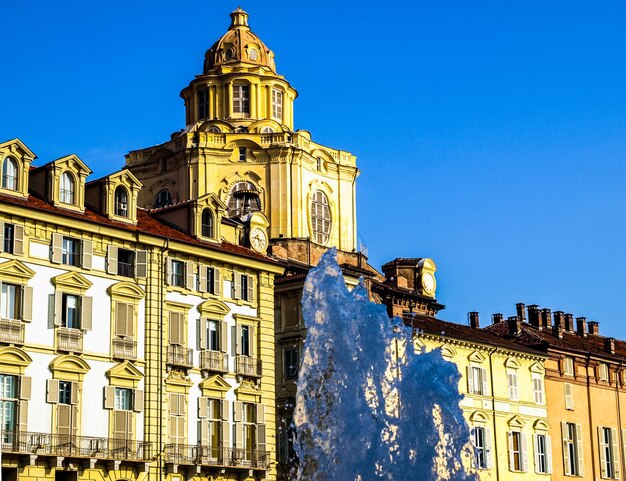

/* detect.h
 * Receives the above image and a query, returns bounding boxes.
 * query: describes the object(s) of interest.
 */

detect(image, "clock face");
[250,227,267,252]
[422,272,435,294]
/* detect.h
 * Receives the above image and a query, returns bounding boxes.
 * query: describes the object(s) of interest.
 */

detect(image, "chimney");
[492,313,503,324]
[516,303,526,321]
[527,305,540,328]
[576,317,587,337]
[605,337,616,354]
[588,321,600,336]
[507,316,522,337]
[541,308,552,328]
[564,313,575,333]
[468,312,480,329]
[553,311,565,338]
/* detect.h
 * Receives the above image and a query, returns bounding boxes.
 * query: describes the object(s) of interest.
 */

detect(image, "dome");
[203,8,277,74]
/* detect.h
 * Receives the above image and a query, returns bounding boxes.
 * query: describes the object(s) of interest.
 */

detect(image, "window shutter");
[134,389,144,413]
[467,367,474,394]
[82,239,92,269]
[622,430,626,479]
[199,317,207,350]
[234,401,242,422]
[565,383,573,409]
[508,431,515,471]
[177,416,185,444]
[169,393,179,416]
[127,304,135,338]
[185,261,195,290]
[481,368,488,395]
[0,221,4,252]
[599,426,608,478]
[13,225,24,256]
[21,286,33,322]
[545,435,553,474]
[168,414,177,443]
[169,312,182,345]
[20,376,31,400]
[70,381,78,405]
[127,411,134,439]
[135,250,147,278]
[235,324,242,355]
[198,396,208,419]
[178,394,186,417]
[81,296,93,331]
[222,400,230,422]
[234,273,242,299]
[533,434,540,473]
[612,428,620,480]
[51,233,63,263]
[113,410,127,440]
[104,386,115,409]
[18,400,28,432]
[214,269,221,296]
[485,428,493,469]
[198,265,207,292]
[562,422,571,475]
[165,257,171,285]
[46,379,59,403]
[257,424,266,453]
[250,325,257,358]
[116,302,129,337]
[247,275,255,302]
[220,321,228,353]
[521,432,528,472]
[256,404,265,424]
[235,422,243,450]
[107,245,118,275]
[53,292,63,326]
[221,419,230,448]
[199,419,210,446]
[57,404,72,436]
[576,423,584,476]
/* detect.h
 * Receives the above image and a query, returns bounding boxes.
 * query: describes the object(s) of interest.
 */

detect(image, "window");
[228,182,261,217]
[563,422,583,476]
[169,393,186,444]
[170,260,185,287]
[201,209,214,237]
[316,157,323,171]
[208,126,220,133]
[599,363,609,382]
[261,126,274,134]
[114,187,128,217]
[233,85,250,115]
[117,249,135,278]
[198,88,209,119]
[471,426,491,469]
[241,325,251,357]
[242,402,256,455]
[278,422,297,465]
[508,431,527,472]
[0,374,17,442]
[114,387,133,411]
[507,369,518,401]
[2,157,17,191]
[564,357,574,376]
[565,383,574,410]
[468,366,488,395]
[207,320,219,351]
[207,267,220,295]
[534,433,552,474]
[284,346,299,379]
[62,294,80,329]
[3,223,13,254]
[154,189,172,208]
[0,222,23,256]
[0,283,20,320]
[233,273,255,302]
[272,89,283,119]
[62,237,81,266]
[59,381,72,405]
[532,373,544,404]
[207,398,221,452]
[598,427,620,479]
[60,172,75,205]
[310,190,331,245]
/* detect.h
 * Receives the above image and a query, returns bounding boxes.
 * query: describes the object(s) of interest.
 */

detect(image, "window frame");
[201,209,215,238]
[60,172,76,205]
[272,88,283,120]
[2,157,18,191]
[507,368,519,401]
[61,237,81,267]
[154,189,172,208]
[564,357,575,376]
[114,186,129,217]
[170,260,185,288]
[532,373,544,405]
[284,346,299,379]
[310,190,331,245]
[233,84,250,116]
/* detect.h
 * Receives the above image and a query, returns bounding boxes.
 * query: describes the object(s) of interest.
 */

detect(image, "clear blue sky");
[2,1,626,336]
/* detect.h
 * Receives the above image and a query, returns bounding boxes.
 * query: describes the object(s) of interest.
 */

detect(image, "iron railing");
[235,355,262,377]
[164,444,268,469]
[167,345,193,368]
[57,328,83,352]
[0,319,24,344]
[112,337,137,360]
[199,350,227,372]
[1,431,151,461]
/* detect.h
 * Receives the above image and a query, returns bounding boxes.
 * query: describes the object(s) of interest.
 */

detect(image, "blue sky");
[2,1,626,336]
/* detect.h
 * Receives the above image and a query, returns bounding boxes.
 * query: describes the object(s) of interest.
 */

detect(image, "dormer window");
[2,157,17,191]
[201,209,215,238]
[233,85,250,116]
[60,172,75,205]
[272,89,283,120]
[114,187,129,217]
[154,189,172,208]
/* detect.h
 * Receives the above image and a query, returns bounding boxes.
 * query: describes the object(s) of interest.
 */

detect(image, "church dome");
[203,8,277,73]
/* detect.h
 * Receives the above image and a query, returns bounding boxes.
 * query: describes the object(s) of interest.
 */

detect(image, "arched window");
[310,190,331,245]
[201,209,214,237]
[114,186,129,217]
[154,189,172,208]
[207,126,221,133]
[60,172,75,204]
[261,126,274,134]
[1,157,18,191]
[228,182,261,218]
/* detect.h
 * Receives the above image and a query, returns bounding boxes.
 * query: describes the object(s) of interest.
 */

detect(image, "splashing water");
[293,249,478,481]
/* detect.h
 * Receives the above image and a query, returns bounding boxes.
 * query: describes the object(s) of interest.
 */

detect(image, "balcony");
[167,345,193,368]
[112,338,137,360]
[1,431,151,462]
[57,328,83,353]
[235,355,262,377]
[0,319,24,344]
[199,350,227,373]
[164,444,268,470]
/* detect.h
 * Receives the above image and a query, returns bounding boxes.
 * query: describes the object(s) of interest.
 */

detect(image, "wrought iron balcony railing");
[57,327,83,353]
[167,344,193,368]
[1,431,151,461]
[0,319,24,344]
[112,337,137,360]
[199,350,227,372]
[164,444,268,469]
[234,355,262,377]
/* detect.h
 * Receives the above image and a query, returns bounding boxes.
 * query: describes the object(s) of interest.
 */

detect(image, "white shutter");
[198,265,207,292]
[51,233,63,263]
[247,275,254,302]
[134,390,144,413]
[21,286,33,322]
[13,225,24,256]
[508,431,515,471]
[576,423,584,476]
[104,386,115,409]
[214,268,221,296]
[135,250,148,278]
[467,366,474,394]
[545,434,553,474]
[565,383,574,410]
[485,428,493,469]
[199,317,207,350]
[521,432,528,472]
[599,426,608,479]
[233,273,242,299]
[480,368,488,395]
[533,434,540,473]
[82,239,93,269]
[185,260,194,290]
[612,428,620,480]
[107,245,118,275]
[562,422,571,475]
[81,296,93,331]
[47,379,59,403]
[0,221,4,252]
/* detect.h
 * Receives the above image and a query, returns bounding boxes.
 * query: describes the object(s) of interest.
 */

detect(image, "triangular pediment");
[199,374,231,394]
[0,138,36,160]
[52,271,93,292]
[507,415,525,428]
[530,362,545,374]
[0,259,35,283]
[197,193,227,212]
[107,169,143,191]
[107,361,144,382]
[468,351,486,363]
[51,154,92,176]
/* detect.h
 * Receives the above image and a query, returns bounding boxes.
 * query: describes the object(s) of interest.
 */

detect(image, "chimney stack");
[528,305,540,328]
[605,337,616,354]
[516,303,526,321]
[564,314,575,333]
[492,313,503,324]
[507,316,522,337]
[469,312,480,329]
[541,308,552,328]
[588,321,600,336]
[576,317,587,337]
[553,311,565,338]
